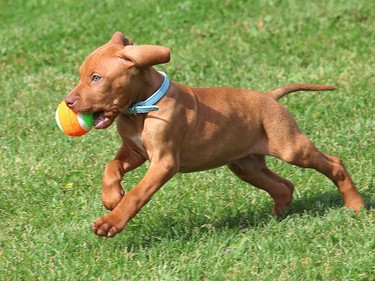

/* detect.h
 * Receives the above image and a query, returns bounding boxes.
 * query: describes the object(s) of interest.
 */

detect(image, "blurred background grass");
[0,0,374,280]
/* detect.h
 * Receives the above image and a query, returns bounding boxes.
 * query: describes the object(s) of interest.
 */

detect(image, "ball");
[55,101,94,137]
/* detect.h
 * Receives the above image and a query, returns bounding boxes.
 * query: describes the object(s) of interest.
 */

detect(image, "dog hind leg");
[228,155,294,216]
[269,131,365,212]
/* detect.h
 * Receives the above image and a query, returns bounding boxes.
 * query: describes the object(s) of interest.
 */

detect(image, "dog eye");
[92,75,102,83]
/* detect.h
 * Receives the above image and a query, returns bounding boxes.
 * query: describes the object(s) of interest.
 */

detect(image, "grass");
[1,0,374,280]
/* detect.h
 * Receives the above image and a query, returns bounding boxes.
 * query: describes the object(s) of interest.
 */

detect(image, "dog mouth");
[93,111,113,129]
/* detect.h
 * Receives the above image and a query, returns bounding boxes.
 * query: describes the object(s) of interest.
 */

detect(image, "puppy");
[65,32,364,237]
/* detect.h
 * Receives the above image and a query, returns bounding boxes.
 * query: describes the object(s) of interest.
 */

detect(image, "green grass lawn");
[1,0,374,280]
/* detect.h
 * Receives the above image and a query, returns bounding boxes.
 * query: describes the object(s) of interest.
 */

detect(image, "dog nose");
[64,95,76,108]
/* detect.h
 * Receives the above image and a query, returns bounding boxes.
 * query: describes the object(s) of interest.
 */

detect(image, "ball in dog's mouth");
[93,111,111,129]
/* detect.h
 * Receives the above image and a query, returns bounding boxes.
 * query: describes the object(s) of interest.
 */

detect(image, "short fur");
[65,32,364,237]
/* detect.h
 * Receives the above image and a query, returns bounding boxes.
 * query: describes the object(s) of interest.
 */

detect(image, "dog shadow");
[119,190,373,248]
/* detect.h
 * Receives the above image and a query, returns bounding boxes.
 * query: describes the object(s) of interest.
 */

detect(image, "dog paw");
[271,189,292,216]
[102,188,125,211]
[345,196,365,214]
[92,213,124,237]
[272,205,290,217]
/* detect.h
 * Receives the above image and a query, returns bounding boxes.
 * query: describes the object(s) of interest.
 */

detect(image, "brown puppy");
[65,32,364,237]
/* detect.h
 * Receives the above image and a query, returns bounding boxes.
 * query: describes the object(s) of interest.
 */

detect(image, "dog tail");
[266,84,336,100]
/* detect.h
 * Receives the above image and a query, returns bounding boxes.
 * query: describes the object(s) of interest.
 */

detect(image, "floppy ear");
[117,45,170,68]
[109,31,133,46]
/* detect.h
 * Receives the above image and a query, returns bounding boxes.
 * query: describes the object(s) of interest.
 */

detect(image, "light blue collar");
[126,71,170,114]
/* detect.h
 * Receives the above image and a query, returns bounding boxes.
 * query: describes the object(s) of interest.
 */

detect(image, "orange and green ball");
[55,101,94,137]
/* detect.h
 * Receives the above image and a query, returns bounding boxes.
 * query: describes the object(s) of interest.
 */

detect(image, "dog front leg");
[102,145,146,210]
[94,158,178,237]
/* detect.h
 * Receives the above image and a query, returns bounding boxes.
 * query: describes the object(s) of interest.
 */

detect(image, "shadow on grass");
[289,190,373,215]
[118,189,373,249]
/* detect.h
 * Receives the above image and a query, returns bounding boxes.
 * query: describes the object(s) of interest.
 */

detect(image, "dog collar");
[126,71,170,114]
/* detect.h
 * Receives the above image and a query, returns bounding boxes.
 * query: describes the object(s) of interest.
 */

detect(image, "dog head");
[65,32,170,129]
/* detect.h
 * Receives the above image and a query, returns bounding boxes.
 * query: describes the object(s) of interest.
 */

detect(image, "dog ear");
[109,31,132,46]
[117,45,170,68]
